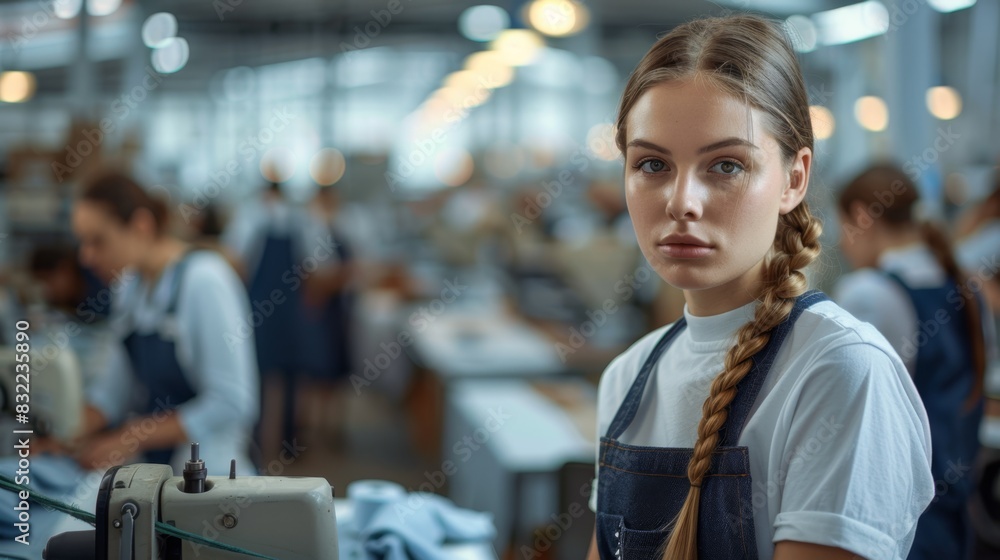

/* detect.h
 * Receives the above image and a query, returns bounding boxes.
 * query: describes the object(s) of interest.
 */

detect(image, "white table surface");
[409,312,565,379]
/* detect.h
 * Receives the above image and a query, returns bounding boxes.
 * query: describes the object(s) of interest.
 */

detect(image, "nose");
[665,171,703,222]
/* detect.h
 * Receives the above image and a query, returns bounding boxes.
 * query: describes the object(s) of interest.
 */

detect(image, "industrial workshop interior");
[1,0,1000,558]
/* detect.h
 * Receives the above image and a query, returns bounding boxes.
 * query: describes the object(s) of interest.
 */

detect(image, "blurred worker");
[28,244,124,412]
[70,171,259,475]
[956,173,1000,319]
[222,180,327,452]
[300,185,355,443]
[834,164,995,560]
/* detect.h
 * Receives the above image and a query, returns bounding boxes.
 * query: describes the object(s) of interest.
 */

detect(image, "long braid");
[662,202,822,559]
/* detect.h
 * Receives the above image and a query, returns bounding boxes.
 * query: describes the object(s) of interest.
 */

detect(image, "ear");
[129,207,158,239]
[779,147,811,215]
[848,200,870,228]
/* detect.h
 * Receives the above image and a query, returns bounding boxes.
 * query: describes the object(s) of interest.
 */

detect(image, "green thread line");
[0,474,280,560]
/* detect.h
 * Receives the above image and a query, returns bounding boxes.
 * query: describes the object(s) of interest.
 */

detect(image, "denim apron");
[885,273,984,560]
[122,251,199,465]
[596,290,829,560]
[248,221,301,376]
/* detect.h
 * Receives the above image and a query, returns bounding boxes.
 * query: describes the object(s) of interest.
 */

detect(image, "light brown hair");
[78,172,169,235]
[614,15,822,558]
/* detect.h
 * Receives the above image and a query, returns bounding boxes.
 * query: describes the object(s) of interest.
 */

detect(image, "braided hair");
[613,15,821,559]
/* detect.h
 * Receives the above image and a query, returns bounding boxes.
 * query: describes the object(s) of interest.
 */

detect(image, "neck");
[137,237,187,281]
[877,226,923,252]
[684,259,765,317]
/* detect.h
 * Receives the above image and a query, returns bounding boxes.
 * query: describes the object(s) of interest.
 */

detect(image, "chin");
[651,262,722,292]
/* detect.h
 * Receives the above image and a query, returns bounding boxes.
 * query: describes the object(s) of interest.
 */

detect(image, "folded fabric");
[363,492,496,560]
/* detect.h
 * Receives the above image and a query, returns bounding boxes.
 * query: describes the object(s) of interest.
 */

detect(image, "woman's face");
[623,77,809,314]
[71,201,144,281]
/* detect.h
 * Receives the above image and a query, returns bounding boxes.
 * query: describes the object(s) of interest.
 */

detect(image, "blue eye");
[637,159,666,174]
[709,160,744,175]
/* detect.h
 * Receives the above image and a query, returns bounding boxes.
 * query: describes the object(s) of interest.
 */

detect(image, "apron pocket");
[596,512,670,560]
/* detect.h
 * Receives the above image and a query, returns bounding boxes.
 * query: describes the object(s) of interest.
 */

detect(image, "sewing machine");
[43,443,339,559]
[0,345,84,445]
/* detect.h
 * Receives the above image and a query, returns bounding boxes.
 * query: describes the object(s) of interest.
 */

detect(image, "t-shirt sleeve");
[771,341,934,559]
[832,270,917,374]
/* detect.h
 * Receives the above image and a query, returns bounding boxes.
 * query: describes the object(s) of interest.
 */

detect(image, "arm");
[172,257,259,444]
[774,541,863,560]
[586,527,599,560]
[74,411,189,469]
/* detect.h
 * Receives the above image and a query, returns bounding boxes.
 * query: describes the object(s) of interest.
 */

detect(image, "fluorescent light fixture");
[812,1,889,46]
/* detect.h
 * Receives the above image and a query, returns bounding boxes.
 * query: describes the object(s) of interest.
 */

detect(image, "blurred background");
[0,0,999,558]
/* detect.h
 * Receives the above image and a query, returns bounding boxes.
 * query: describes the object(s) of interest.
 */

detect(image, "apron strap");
[604,290,830,444]
[722,289,829,446]
[605,316,688,440]
[165,249,199,315]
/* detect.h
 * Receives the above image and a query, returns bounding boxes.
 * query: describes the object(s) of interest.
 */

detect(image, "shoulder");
[783,299,912,397]
[832,268,904,306]
[179,251,246,304]
[832,270,915,328]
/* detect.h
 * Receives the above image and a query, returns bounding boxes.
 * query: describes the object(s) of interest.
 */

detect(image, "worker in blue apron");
[835,164,991,560]
[120,251,199,464]
[247,208,304,448]
[886,272,985,560]
[596,291,826,559]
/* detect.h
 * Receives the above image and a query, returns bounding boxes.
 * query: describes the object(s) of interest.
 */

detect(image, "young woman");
[587,15,934,560]
[70,171,259,475]
[835,164,993,560]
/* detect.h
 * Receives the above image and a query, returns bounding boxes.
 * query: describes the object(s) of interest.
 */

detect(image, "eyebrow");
[626,137,758,155]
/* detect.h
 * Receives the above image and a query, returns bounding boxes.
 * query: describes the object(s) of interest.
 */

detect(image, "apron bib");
[596,291,828,560]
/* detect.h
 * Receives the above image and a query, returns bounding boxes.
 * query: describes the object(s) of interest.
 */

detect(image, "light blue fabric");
[363,493,495,560]
[0,454,85,553]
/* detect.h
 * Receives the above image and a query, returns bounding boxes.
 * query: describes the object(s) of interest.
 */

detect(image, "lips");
[657,233,714,259]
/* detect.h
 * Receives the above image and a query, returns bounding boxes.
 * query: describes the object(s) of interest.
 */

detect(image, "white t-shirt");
[834,243,999,376]
[832,244,945,374]
[590,298,934,560]
[89,251,259,476]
